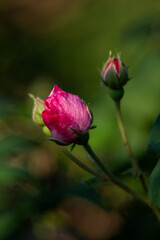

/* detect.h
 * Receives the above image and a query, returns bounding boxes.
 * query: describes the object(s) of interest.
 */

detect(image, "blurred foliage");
[149,159,160,208]
[147,114,160,207]
[147,113,160,157]
[0,0,160,239]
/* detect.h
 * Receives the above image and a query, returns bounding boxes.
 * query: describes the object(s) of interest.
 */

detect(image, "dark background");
[0,0,160,239]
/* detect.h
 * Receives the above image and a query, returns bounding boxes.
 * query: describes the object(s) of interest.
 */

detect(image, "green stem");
[115,101,148,194]
[83,142,147,204]
[61,147,108,181]
[61,145,160,222]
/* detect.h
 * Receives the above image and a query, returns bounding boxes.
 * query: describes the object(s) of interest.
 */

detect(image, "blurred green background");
[0,0,160,239]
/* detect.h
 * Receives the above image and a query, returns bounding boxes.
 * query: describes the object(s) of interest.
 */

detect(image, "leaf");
[82,176,105,186]
[147,113,160,157]
[0,135,37,157]
[34,181,103,212]
[121,167,139,178]
[0,210,21,239]
[69,182,102,206]
[0,167,31,186]
[148,159,160,208]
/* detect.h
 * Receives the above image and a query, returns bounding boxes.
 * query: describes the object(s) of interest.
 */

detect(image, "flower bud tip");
[101,52,129,90]
[28,93,45,127]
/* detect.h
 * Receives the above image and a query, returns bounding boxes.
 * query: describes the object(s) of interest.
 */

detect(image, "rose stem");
[114,101,147,194]
[83,142,146,204]
[61,147,108,181]
[61,145,160,222]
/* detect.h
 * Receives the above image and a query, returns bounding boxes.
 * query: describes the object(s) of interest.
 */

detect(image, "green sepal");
[41,138,68,146]
[69,127,82,136]
[76,132,89,145]
[90,125,97,130]
[42,126,52,137]
[118,55,129,87]
[69,127,89,145]
[105,64,120,89]
[70,143,76,152]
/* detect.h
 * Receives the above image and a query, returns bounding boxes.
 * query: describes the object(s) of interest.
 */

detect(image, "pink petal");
[113,58,120,75]
[42,85,92,144]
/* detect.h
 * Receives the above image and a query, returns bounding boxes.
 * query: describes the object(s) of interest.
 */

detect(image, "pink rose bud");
[42,85,93,145]
[101,52,129,90]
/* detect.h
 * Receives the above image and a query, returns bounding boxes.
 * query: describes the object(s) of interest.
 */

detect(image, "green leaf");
[149,159,160,207]
[0,167,31,186]
[82,176,105,186]
[33,181,103,212]
[69,182,102,206]
[147,113,160,156]
[0,135,37,157]
[0,210,21,239]
[121,167,140,178]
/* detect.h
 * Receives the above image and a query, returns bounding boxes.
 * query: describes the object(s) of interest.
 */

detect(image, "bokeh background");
[1,0,160,239]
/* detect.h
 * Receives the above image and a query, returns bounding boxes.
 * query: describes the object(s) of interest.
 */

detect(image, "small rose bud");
[42,85,93,145]
[28,93,45,127]
[101,52,129,90]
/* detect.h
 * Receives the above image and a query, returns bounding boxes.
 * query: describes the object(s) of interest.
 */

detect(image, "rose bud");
[28,93,45,127]
[42,85,93,145]
[101,52,129,90]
